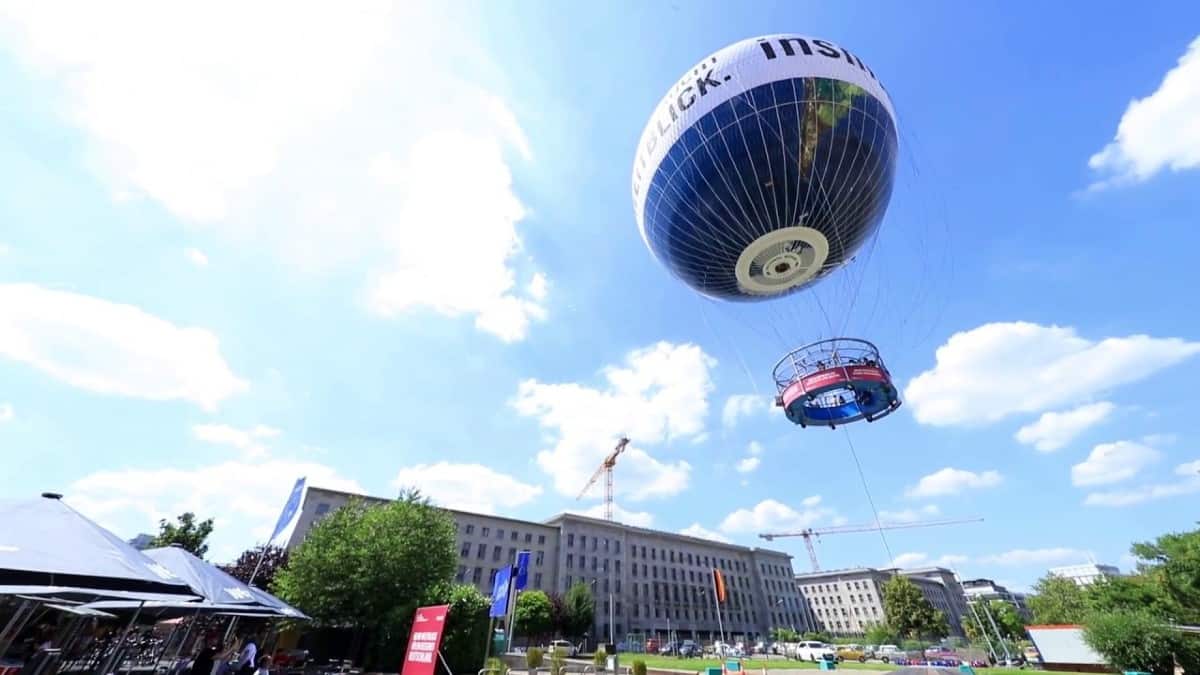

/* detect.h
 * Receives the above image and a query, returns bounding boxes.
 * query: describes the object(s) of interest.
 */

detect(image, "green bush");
[900,639,925,652]
[1084,610,1200,675]
[594,647,608,668]
[526,648,545,669]
[632,659,647,675]
[551,650,566,675]
[485,657,509,675]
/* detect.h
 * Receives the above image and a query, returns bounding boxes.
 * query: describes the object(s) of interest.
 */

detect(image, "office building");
[795,566,969,637]
[286,486,809,642]
[961,578,1031,618]
[1048,563,1121,586]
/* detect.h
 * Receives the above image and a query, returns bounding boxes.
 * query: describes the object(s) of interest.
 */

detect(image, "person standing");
[235,635,259,675]
[191,636,219,675]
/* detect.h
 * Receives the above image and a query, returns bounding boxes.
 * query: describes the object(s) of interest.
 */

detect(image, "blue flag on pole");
[269,477,306,543]
[489,565,513,618]
[514,550,530,590]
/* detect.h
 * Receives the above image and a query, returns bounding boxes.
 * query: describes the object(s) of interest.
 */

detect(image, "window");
[642,564,647,576]
[615,601,622,614]
[652,567,658,579]
[472,567,482,583]
[512,531,519,541]
[567,554,574,569]
[534,572,543,588]
[604,538,610,552]
[591,538,598,552]
[633,605,639,618]
[489,568,498,584]
[651,549,657,560]
[566,575,573,586]
[689,570,695,582]
[567,533,574,547]
[539,534,546,545]
[482,527,490,537]
[524,533,532,543]
[476,543,486,559]
[615,541,621,554]
[591,557,597,572]
[615,580,621,593]
[492,546,502,561]
[603,578,609,592]
[508,548,516,562]
[497,529,504,540]
[535,551,545,566]
[465,524,475,535]
[456,566,466,582]
[632,564,638,577]
[460,543,470,557]
[671,569,677,581]
[669,551,675,563]
[580,555,586,570]
[615,560,621,574]
[315,502,331,516]
[580,535,587,549]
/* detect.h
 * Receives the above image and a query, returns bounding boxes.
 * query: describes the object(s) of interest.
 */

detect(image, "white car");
[791,641,836,662]
[875,645,903,663]
[547,640,578,657]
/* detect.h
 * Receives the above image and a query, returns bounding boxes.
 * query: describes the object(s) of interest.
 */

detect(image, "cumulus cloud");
[680,523,731,544]
[185,248,209,268]
[0,403,12,423]
[0,2,547,341]
[1015,402,1115,452]
[192,424,281,459]
[513,341,713,501]
[1071,441,1160,487]
[1087,36,1200,190]
[392,462,542,514]
[719,497,836,534]
[890,552,967,569]
[905,468,1002,498]
[736,457,761,474]
[978,548,1088,566]
[0,283,247,410]
[66,458,364,562]
[722,394,770,429]
[878,504,941,523]
[1084,459,1200,507]
[568,503,654,528]
[905,322,1200,426]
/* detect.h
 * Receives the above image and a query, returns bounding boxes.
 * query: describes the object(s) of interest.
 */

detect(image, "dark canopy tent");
[245,586,308,621]
[142,547,263,608]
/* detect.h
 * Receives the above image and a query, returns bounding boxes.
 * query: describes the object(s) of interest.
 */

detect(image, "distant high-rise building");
[961,578,1031,619]
[128,533,155,550]
[1047,563,1121,586]
[795,566,970,637]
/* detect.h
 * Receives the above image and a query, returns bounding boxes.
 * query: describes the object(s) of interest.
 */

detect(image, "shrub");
[594,647,608,668]
[486,657,509,675]
[527,648,545,669]
[632,659,647,675]
[551,650,566,675]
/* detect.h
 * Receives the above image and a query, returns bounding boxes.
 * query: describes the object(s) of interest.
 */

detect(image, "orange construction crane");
[759,517,984,572]
[576,437,630,521]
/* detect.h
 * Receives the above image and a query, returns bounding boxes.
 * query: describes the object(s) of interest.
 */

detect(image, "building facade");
[286,487,809,642]
[795,566,969,637]
[1047,563,1121,586]
[961,578,1031,618]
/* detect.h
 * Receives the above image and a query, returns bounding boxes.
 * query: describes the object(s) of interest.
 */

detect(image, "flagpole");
[711,570,726,645]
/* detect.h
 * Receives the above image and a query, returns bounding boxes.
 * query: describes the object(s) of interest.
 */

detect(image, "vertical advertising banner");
[514,550,530,590]
[713,568,727,603]
[400,604,450,675]
[269,477,306,544]
[489,565,513,618]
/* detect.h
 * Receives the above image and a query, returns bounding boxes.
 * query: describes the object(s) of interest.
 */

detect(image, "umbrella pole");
[151,621,183,673]
[0,599,34,659]
[169,608,203,662]
[98,601,144,675]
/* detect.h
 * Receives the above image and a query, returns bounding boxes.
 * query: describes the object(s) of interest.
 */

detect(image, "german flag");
[712,568,727,603]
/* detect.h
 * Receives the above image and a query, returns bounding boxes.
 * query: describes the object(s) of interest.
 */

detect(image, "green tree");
[1129,528,1200,622]
[430,583,491,675]
[1028,574,1089,624]
[150,512,214,557]
[514,590,554,642]
[1083,610,1200,675]
[220,545,289,590]
[274,498,457,669]
[864,622,897,646]
[562,582,596,638]
[881,576,945,639]
[771,627,800,642]
[984,601,1026,640]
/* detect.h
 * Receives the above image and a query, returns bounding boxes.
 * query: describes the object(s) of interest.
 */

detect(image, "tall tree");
[864,622,897,646]
[562,582,596,638]
[1028,574,1089,624]
[150,512,214,558]
[881,576,945,639]
[274,498,457,669]
[1084,610,1200,675]
[221,545,289,590]
[1129,528,1200,622]
[514,590,554,642]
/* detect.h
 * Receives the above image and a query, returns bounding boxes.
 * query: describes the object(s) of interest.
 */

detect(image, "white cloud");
[192,423,280,459]
[185,248,209,268]
[719,497,836,534]
[735,457,761,474]
[905,322,1200,426]
[568,503,654,528]
[878,504,941,523]
[513,342,713,501]
[0,2,547,342]
[0,243,9,256]
[1084,460,1200,507]
[0,403,11,423]
[66,458,364,562]
[392,462,542,514]
[978,548,1088,566]
[680,523,731,544]
[890,552,968,569]
[722,394,769,429]
[1015,402,1115,452]
[0,283,247,410]
[905,468,1002,498]
[1087,36,1200,189]
[1071,441,1160,487]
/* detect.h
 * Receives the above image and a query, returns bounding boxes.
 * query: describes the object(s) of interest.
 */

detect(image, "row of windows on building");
[456,565,546,589]
[811,592,877,607]
[459,523,549,546]
[815,605,880,620]
[460,543,547,566]
[759,562,791,578]
[801,579,879,595]
[566,534,758,577]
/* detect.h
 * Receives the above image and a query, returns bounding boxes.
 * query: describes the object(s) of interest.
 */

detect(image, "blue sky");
[2,1,1199,591]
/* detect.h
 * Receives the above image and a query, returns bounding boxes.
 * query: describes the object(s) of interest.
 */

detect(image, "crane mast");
[576,437,630,521]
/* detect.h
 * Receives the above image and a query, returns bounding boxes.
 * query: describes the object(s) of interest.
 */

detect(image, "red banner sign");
[400,604,450,675]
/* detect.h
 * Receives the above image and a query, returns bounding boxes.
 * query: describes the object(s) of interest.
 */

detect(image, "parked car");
[836,646,867,663]
[679,641,700,658]
[792,641,836,662]
[547,640,577,657]
[659,642,677,655]
[875,645,903,663]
